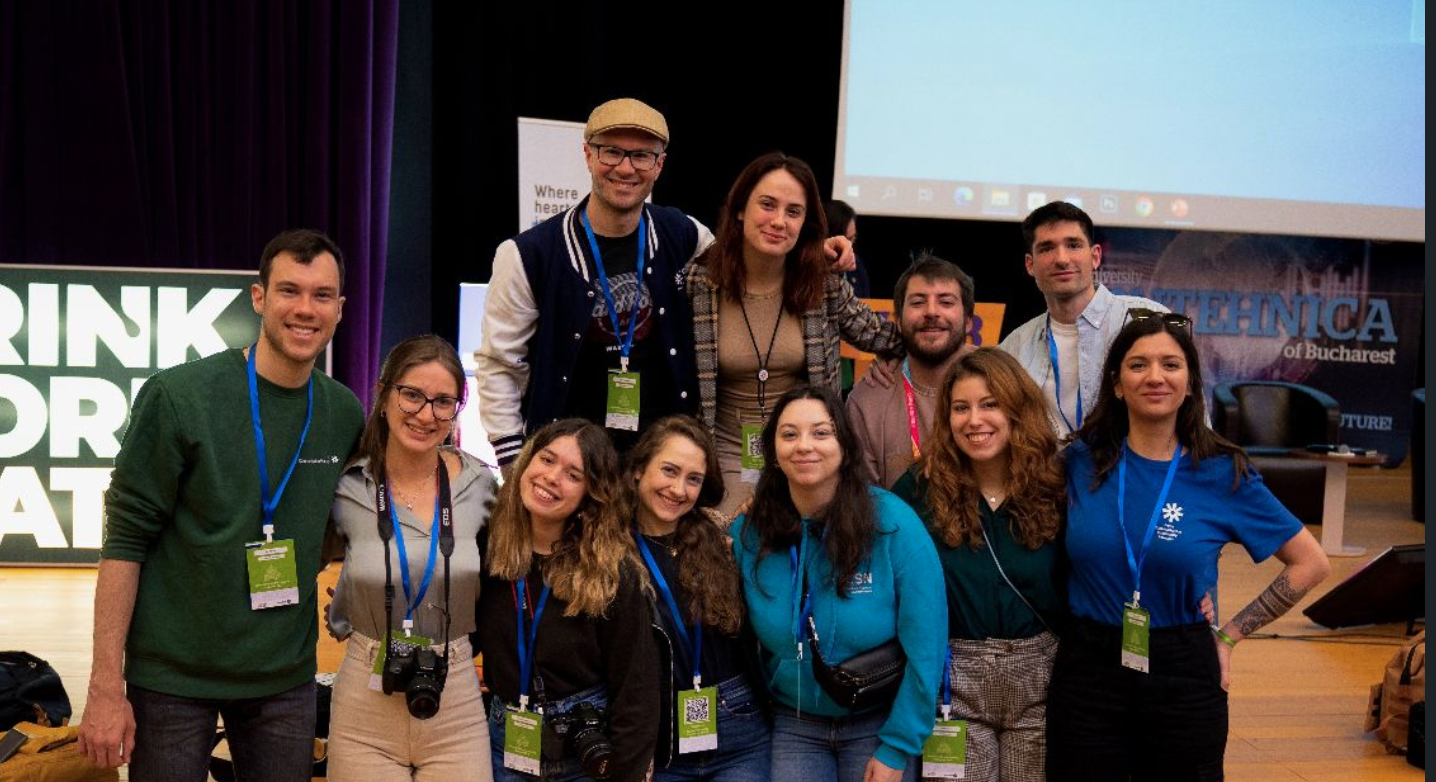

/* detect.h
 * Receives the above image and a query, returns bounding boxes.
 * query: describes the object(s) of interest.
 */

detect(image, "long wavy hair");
[919,348,1064,549]
[741,385,875,598]
[487,419,645,617]
[350,334,465,479]
[696,152,829,314]
[1073,315,1252,489]
[624,416,744,635]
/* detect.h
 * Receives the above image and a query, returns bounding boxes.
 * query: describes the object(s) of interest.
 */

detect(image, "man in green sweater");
[78,229,366,782]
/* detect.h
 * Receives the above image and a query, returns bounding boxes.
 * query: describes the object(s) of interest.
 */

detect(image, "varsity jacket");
[477,197,714,464]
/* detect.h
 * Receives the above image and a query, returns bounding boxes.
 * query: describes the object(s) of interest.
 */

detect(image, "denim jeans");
[489,684,609,782]
[654,675,771,782]
[770,703,919,782]
[128,680,316,782]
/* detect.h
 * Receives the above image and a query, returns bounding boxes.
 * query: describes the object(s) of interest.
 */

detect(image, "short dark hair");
[259,229,346,292]
[892,250,975,322]
[1020,201,1095,252]
[824,200,856,238]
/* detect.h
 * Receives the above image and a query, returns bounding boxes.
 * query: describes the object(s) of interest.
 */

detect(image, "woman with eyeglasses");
[324,334,497,780]
[889,348,1065,782]
[1047,314,1331,781]
[731,385,946,782]
[476,418,659,782]
[688,152,901,520]
[622,416,772,781]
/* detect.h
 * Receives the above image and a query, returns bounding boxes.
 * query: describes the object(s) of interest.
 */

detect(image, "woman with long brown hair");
[325,334,496,781]
[688,152,900,518]
[891,347,1065,782]
[623,415,771,781]
[732,386,945,782]
[475,419,659,782]
[1048,313,1330,781]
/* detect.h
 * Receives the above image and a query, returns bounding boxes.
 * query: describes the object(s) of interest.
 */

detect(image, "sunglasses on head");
[1125,307,1191,332]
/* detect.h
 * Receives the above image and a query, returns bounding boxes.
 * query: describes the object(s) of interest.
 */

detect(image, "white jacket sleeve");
[476,239,537,450]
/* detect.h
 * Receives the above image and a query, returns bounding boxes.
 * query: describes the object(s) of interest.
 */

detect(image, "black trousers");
[1047,618,1227,782]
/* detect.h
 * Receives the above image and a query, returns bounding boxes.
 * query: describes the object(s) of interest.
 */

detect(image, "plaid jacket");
[686,261,902,430]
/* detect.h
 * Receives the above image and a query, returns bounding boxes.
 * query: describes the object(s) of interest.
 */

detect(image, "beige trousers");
[327,632,494,782]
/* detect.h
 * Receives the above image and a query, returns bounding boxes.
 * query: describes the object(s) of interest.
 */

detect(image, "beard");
[902,323,964,366]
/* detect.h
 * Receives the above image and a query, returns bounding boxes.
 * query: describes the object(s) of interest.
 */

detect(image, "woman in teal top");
[891,348,1065,782]
[732,385,946,782]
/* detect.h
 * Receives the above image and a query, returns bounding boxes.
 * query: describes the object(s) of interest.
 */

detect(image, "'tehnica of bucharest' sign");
[0,266,264,565]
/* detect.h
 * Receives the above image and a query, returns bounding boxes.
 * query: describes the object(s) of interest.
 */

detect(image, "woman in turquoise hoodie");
[731,385,946,782]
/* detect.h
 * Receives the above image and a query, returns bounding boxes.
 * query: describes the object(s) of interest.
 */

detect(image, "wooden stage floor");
[2,463,1424,781]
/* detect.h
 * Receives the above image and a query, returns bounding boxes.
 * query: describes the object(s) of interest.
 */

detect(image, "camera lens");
[406,677,442,720]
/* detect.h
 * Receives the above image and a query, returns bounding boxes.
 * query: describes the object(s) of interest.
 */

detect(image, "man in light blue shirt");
[999,201,1164,440]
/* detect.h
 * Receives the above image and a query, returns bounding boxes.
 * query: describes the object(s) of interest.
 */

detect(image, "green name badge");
[606,371,641,431]
[922,719,968,779]
[677,687,718,754]
[368,634,432,692]
[739,422,765,483]
[504,709,544,775]
[1121,603,1151,673]
[245,538,299,610]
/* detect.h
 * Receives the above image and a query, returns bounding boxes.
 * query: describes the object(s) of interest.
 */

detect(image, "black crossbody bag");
[802,570,907,711]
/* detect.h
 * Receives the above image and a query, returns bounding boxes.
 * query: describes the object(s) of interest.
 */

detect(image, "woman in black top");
[625,415,771,781]
[476,419,658,782]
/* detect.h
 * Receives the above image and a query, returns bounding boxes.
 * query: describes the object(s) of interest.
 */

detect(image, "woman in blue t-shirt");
[1048,312,1331,781]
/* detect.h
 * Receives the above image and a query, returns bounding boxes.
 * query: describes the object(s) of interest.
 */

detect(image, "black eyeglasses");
[588,143,662,171]
[1125,307,1191,332]
[390,384,462,421]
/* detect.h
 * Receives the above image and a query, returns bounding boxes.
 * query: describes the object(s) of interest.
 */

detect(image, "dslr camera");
[548,701,614,779]
[381,640,447,720]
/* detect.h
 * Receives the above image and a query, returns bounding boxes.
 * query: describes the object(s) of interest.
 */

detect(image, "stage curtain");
[0,0,399,404]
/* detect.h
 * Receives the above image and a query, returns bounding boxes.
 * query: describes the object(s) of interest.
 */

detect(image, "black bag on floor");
[0,651,71,731]
[1410,701,1425,769]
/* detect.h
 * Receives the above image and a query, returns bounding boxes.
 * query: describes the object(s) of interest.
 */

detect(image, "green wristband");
[1210,625,1238,647]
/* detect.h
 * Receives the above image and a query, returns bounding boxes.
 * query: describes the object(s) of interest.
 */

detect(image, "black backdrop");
[401,1,1046,353]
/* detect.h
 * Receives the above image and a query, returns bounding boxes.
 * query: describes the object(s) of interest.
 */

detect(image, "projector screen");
[834,0,1425,242]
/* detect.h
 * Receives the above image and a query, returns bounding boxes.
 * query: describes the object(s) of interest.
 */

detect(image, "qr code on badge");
[744,432,762,459]
[683,697,711,724]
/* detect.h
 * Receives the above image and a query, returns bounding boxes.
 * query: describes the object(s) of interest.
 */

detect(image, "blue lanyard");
[789,522,827,646]
[388,492,442,626]
[579,210,648,372]
[515,577,552,710]
[939,646,953,720]
[1045,315,1082,433]
[1115,441,1183,607]
[246,343,313,541]
[635,533,705,689]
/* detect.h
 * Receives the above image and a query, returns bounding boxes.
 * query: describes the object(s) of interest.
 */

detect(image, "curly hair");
[741,385,875,598]
[487,419,647,618]
[695,151,829,314]
[920,349,1064,549]
[1073,315,1253,489]
[624,416,744,635]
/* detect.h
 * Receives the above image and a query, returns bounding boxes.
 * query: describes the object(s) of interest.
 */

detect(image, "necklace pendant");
[757,368,769,382]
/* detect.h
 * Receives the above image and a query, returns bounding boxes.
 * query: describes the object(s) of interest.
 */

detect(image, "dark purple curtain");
[0,0,398,404]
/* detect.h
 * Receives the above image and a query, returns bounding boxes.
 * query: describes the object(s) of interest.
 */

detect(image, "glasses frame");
[1125,307,1192,333]
[389,383,463,421]
[587,143,662,172]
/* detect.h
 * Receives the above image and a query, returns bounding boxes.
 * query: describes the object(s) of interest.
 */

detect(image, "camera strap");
[376,455,455,665]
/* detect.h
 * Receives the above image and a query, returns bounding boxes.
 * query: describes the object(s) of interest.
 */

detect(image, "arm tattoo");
[1230,573,1308,638]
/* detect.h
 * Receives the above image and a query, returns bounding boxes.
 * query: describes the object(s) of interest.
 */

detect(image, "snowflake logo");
[1162,503,1184,523]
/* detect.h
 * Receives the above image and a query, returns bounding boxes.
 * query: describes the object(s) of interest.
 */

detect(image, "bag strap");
[978,520,1055,636]
[1401,636,1424,685]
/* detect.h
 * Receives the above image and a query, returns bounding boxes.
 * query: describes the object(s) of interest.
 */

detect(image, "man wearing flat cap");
[477,98,711,465]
